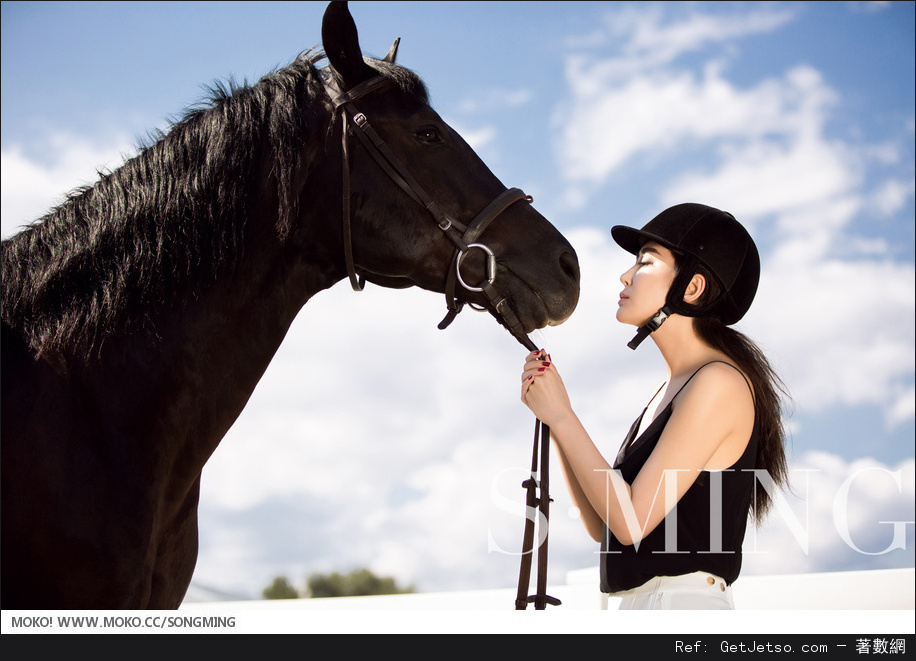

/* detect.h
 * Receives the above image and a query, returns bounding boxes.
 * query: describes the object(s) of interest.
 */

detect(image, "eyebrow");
[638,245,663,258]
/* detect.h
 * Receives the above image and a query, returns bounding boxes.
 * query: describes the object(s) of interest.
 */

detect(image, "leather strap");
[439,188,531,327]
[340,109,363,290]
[330,74,395,291]
[627,305,672,350]
[326,72,559,609]
[329,74,533,329]
[515,415,561,610]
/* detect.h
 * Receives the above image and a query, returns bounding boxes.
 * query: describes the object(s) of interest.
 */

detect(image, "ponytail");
[685,261,792,523]
[693,317,791,522]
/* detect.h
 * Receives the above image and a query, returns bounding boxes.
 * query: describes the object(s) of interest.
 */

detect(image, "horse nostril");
[558,250,580,283]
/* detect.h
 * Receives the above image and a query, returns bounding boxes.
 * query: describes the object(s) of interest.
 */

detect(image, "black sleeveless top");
[599,362,758,593]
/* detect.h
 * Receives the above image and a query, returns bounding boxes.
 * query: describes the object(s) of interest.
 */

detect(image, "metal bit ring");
[456,243,497,292]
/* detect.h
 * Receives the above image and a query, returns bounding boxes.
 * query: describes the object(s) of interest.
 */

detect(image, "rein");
[325,70,559,610]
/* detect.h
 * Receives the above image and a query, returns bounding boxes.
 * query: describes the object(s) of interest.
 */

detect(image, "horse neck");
[135,200,343,467]
[66,164,345,485]
[3,60,350,508]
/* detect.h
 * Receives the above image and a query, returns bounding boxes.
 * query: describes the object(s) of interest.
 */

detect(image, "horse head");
[318,1,579,338]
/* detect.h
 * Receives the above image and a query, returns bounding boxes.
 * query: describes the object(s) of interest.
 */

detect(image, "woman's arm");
[522,355,752,545]
[521,351,609,542]
[552,437,606,542]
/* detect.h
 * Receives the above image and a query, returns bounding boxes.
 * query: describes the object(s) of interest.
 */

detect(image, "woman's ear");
[683,273,707,305]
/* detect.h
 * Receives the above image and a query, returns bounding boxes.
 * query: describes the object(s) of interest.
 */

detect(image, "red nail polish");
[542,362,550,367]
[538,367,546,372]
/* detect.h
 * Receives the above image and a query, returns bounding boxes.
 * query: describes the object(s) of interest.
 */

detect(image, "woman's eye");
[416,127,441,144]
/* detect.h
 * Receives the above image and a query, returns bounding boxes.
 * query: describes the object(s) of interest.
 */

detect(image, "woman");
[521,203,789,610]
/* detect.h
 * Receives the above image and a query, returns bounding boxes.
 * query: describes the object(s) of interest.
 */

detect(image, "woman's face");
[616,241,677,326]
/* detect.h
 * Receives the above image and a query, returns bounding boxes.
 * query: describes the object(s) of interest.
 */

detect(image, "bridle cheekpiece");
[322,68,533,343]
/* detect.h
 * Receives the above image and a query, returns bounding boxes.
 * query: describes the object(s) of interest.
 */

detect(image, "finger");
[525,348,548,363]
[521,360,552,382]
[521,372,539,400]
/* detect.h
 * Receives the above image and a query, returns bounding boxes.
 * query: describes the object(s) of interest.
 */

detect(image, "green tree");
[262,575,300,600]
[305,567,415,598]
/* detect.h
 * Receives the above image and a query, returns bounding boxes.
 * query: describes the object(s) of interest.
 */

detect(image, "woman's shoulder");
[650,358,756,474]
[678,360,754,409]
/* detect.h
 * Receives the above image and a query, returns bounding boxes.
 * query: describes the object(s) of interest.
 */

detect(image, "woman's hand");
[520,350,574,426]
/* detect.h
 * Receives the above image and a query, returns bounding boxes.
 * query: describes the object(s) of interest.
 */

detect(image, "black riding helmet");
[611,203,760,349]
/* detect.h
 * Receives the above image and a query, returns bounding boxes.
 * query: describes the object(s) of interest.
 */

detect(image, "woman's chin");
[615,308,637,326]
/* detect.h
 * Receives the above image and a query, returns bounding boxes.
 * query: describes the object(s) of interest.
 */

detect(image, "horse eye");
[416,127,441,144]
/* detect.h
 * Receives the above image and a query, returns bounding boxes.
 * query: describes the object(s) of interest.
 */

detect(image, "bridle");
[324,71,532,335]
[324,69,560,610]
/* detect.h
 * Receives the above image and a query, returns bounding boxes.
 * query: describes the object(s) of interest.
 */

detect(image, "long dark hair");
[0,50,429,366]
[1,53,324,364]
[690,262,791,523]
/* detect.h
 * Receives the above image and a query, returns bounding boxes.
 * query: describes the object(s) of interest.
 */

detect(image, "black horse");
[0,2,579,609]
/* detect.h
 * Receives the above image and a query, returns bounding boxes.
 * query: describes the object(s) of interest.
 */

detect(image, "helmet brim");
[611,225,681,257]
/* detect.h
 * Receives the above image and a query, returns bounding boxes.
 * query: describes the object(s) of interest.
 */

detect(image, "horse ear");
[322,1,372,89]
[383,37,400,64]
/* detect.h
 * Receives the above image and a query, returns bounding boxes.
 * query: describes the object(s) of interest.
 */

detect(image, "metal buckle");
[455,243,497,292]
[645,307,670,332]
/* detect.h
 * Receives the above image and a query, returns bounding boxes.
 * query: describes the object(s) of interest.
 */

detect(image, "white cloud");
[662,125,860,232]
[886,386,916,429]
[1,132,135,240]
[556,59,845,205]
[565,5,796,80]
[550,5,914,433]
[871,177,915,216]
[745,247,915,416]
[551,4,914,288]
[743,452,915,576]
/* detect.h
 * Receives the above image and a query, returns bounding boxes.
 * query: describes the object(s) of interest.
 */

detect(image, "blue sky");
[2,0,914,607]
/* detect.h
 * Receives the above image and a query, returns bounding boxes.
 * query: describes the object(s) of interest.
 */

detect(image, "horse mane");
[1,49,429,365]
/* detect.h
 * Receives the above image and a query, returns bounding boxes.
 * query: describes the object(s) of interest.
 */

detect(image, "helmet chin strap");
[627,305,673,350]
[627,252,703,350]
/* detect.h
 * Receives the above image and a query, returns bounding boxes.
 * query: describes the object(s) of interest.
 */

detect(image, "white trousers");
[609,571,735,610]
